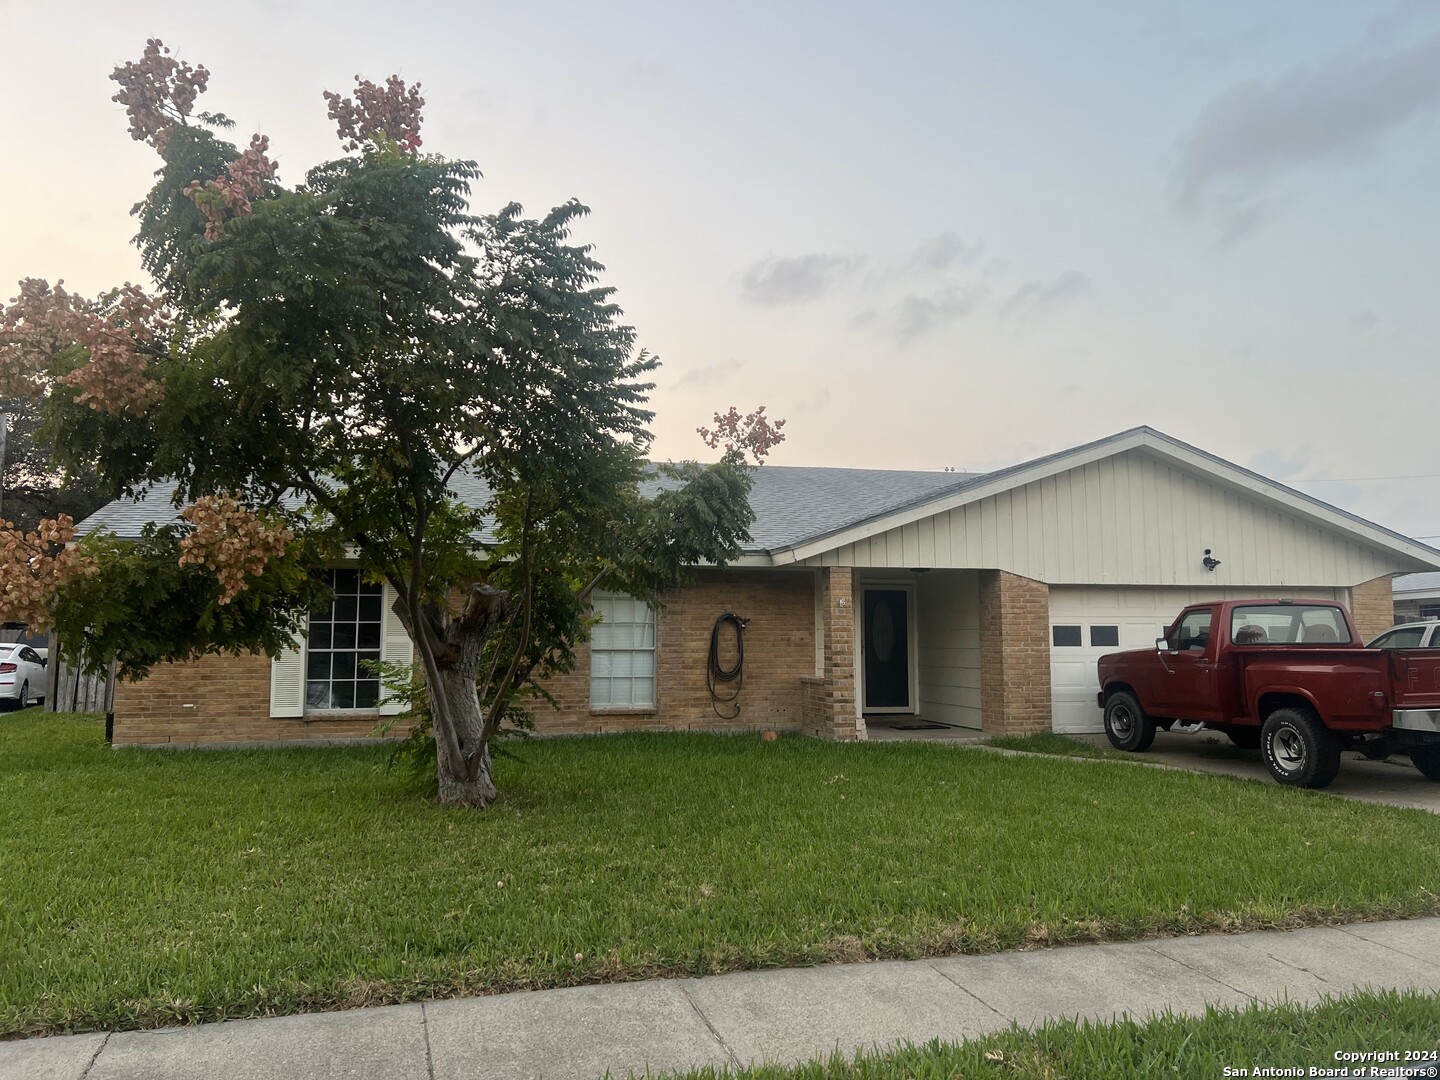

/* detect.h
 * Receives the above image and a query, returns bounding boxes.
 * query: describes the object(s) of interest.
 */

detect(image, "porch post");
[821,566,861,741]
[979,569,1051,735]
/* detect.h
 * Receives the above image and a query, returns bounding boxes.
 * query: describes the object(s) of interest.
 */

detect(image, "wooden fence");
[44,633,116,714]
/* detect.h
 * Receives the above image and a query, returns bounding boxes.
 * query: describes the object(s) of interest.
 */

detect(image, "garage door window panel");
[1052,625,1082,647]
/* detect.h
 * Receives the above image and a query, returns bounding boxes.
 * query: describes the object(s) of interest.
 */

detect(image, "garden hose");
[706,613,749,720]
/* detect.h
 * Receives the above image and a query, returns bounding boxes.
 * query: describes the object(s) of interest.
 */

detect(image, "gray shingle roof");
[1395,572,1440,595]
[73,465,987,556]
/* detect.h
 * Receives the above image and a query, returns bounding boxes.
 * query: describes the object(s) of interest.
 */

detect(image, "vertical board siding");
[914,570,982,728]
[802,449,1400,586]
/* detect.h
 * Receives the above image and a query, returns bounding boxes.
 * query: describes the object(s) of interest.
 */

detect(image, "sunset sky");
[4,1,1439,541]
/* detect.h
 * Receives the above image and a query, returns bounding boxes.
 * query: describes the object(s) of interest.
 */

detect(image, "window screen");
[1052,625,1082,647]
[590,591,656,707]
[306,569,383,710]
[1089,625,1120,647]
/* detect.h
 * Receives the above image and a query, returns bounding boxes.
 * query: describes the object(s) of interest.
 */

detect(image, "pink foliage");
[1,279,167,416]
[697,406,788,464]
[323,75,425,152]
[178,496,295,605]
[110,38,210,152]
[184,134,279,240]
[0,515,100,632]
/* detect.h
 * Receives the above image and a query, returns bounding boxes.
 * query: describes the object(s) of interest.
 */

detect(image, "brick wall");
[978,569,1051,735]
[531,568,817,735]
[110,568,821,744]
[111,651,397,746]
[1350,575,1396,640]
[819,566,860,741]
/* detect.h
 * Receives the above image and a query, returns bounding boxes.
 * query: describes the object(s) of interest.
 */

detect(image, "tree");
[0,41,782,807]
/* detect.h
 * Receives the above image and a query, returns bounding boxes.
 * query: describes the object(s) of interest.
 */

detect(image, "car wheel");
[1410,747,1440,782]
[1261,708,1341,789]
[1225,727,1261,750]
[1104,690,1156,752]
[19,680,28,709]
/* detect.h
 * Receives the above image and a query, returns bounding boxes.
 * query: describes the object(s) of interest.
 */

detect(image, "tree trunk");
[437,743,496,807]
[433,663,496,808]
[390,582,511,810]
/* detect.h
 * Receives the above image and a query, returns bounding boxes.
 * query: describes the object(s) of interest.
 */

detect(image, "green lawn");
[986,732,1132,761]
[658,989,1440,1079]
[3,712,1440,1038]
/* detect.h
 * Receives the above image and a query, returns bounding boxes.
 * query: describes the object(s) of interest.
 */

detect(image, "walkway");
[6,917,1439,1080]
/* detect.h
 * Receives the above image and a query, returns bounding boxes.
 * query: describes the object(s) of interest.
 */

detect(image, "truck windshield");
[1230,605,1351,645]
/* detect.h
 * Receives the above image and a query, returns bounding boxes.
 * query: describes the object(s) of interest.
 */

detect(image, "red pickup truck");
[1096,599,1440,789]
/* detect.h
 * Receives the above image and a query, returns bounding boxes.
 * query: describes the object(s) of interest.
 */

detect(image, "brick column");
[979,570,1051,735]
[820,566,860,741]
[1350,575,1395,640]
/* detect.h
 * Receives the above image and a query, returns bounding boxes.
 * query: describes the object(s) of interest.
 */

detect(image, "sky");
[3,1,1440,542]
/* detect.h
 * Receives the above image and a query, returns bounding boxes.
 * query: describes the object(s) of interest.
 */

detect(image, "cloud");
[791,387,833,415]
[1171,31,1440,230]
[902,232,983,275]
[887,286,986,343]
[673,357,743,389]
[739,253,862,305]
[1350,309,1380,332]
[999,271,1092,321]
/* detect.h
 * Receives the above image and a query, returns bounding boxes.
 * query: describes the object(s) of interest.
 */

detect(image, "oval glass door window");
[872,600,895,662]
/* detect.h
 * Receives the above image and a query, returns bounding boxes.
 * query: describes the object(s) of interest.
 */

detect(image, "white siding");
[914,570,981,729]
[802,449,1400,586]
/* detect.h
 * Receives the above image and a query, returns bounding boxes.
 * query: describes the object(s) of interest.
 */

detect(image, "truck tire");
[1225,727,1261,749]
[1104,690,1156,752]
[1261,708,1341,789]
[1410,747,1440,782]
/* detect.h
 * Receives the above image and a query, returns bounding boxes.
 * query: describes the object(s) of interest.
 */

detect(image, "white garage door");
[1048,586,1344,734]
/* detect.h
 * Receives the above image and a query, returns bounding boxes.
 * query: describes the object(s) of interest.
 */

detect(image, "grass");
[657,988,1440,1079]
[3,712,1440,1039]
[986,731,1132,761]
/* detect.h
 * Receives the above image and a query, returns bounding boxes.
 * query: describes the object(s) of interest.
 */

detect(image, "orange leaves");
[697,406,788,464]
[0,515,99,632]
[178,497,294,605]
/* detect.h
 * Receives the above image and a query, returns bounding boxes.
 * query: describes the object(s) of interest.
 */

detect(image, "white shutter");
[378,581,416,715]
[269,633,305,718]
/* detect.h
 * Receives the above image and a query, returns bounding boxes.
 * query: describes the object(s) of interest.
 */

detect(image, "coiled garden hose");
[707,613,749,720]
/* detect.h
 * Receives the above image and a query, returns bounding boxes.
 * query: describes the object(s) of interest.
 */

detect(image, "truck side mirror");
[1156,637,1169,651]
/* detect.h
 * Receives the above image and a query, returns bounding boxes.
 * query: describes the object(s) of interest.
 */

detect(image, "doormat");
[892,722,949,731]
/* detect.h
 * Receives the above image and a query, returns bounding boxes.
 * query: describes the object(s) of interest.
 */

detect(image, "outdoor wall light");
[1202,549,1222,572]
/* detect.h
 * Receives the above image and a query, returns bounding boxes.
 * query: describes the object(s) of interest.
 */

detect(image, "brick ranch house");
[74,427,1440,747]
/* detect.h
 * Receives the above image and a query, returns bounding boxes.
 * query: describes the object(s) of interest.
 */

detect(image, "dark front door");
[863,589,910,710]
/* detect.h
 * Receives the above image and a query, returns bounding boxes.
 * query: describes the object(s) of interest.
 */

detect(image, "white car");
[1368,620,1440,649]
[0,644,46,709]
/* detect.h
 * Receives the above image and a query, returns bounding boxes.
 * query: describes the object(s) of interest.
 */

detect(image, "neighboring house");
[1392,573,1440,624]
[74,426,1440,747]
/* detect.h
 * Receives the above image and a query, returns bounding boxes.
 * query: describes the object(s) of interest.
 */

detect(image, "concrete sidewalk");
[7,918,1439,1080]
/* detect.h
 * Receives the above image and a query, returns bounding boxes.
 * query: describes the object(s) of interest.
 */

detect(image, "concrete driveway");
[1074,730,1440,814]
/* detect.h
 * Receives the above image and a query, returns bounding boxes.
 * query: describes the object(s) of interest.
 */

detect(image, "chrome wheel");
[1109,704,1135,740]
[1272,725,1306,773]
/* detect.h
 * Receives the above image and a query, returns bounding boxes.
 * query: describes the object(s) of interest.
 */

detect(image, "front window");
[1230,604,1352,646]
[590,591,656,708]
[1168,609,1212,651]
[307,569,383,710]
